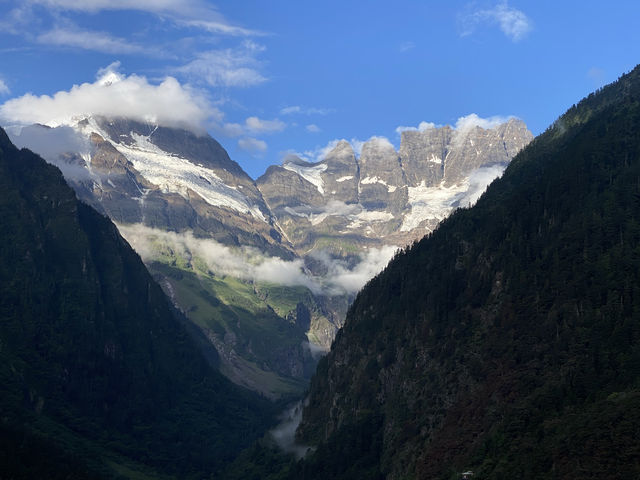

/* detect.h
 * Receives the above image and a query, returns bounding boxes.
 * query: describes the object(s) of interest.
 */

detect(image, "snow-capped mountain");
[6,115,532,398]
[257,118,533,254]
[12,116,289,257]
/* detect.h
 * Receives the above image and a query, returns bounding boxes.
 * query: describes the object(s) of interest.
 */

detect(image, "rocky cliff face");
[80,117,289,256]
[257,118,533,254]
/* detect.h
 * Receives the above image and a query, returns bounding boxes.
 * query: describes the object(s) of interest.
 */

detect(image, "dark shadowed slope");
[0,128,276,479]
[295,66,640,479]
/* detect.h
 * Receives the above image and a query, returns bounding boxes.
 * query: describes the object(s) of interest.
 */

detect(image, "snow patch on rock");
[283,161,327,194]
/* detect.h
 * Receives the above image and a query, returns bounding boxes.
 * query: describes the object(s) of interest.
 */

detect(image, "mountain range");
[7,114,532,398]
[2,60,640,480]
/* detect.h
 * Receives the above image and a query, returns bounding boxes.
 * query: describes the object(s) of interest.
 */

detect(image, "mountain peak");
[0,126,15,151]
[325,139,355,156]
[361,136,396,155]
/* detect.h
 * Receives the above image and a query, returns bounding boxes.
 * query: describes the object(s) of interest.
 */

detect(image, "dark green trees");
[296,66,640,479]
[0,128,274,479]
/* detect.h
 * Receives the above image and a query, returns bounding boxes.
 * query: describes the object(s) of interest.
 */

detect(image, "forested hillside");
[293,66,640,479]
[0,128,276,479]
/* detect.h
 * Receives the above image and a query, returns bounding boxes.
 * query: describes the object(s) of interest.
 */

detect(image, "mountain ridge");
[0,127,277,478]
[293,65,640,479]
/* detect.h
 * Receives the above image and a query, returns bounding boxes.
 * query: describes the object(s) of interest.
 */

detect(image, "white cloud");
[587,67,606,85]
[6,123,93,180]
[270,402,311,459]
[454,113,511,132]
[311,140,343,162]
[0,64,216,132]
[310,246,397,295]
[349,138,366,157]
[396,115,512,138]
[245,116,285,134]
[117,223,395,296]
[0,78,9,95]
[451,113,513,149]
[214,117,286,139]
[280,105,334,116]
[238,137,267,154]
[395,121,437,135]
[455,164,506,207]
[280,106,301,115]
[118,224,316,289]
[362,136,395,152]
[0,6,32,34]
[306,124,320,133]
[218,122,245,137]
[28,0,192,11]
[460,1,532,42]
[253,258,315,290]
[399,41,415,52]
[180,19,260,37]
[177,40,267,87]
[289,140,339,164]
[7,123,87,161]
[37,26,149,54]
[292,138,361,164]
[26,0,261,36]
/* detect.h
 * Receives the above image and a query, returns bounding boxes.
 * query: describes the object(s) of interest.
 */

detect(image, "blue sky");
[0,0,639,178]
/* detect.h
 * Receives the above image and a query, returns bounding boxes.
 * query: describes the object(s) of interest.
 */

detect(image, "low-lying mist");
[117,223,396,297]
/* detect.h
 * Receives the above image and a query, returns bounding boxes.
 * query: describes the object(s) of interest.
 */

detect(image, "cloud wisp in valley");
[117,224,396,297]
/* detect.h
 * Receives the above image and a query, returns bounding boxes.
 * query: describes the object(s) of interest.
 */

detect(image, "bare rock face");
[442,118,533,185]
[399,126,452,187]
[321,140,359,204]
[257,118,534,255]
[64,116,290,258]
[258,163,326,211]
[358,137,407,213]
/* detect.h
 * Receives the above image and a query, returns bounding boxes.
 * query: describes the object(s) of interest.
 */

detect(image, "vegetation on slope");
[295,66,640,479]
[149,260,316,399]
[0,128,276,479]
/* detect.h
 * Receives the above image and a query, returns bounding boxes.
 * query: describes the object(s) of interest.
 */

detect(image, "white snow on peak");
[106,130,266,222]
[355,210,394,223]
[360,175,385,185]
[400,180,467,232]
[282,200,395,230]
[360,175,397,193]
[283,161,327,194]
[336,175,354,183]
[345,210,395,231]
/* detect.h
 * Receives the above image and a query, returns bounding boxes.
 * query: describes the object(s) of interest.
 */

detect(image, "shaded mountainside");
[294,66,640,479]
[0,128,276,479]
[10,117,326,399]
